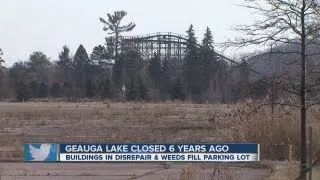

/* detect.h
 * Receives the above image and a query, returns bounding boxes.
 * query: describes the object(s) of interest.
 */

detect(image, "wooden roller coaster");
[120,32,260,75]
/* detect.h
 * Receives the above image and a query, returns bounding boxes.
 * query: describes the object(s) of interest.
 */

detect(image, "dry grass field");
[0,100,319,179]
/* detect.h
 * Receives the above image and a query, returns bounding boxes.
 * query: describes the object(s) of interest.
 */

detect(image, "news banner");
[24,143,260,162]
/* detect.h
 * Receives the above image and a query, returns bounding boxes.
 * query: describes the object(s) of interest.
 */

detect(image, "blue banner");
[59,143,259,153]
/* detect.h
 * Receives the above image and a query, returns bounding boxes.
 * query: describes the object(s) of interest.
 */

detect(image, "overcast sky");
[0,0,257,67]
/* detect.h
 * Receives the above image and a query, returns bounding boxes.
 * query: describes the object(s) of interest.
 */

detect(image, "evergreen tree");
[160,57,171,99]
[200,27,216,94]
[26,51,51,82]
[125,50,143,79]
[99,11,136,60]
[112,52,132,95]
[112,52,126,89]
[112,50,143,98]
[202,27,214,49]
[74,45,90,67]
[56,46,73,86]
[90,45,108,71]
[105,37,115,59]
[185,24,198,55]
[126,77,140,101]
[148,53,161,88]
[57,46,73,71]
[99,75,114,98]
[183,24,200,100]
[171,77,187,100]
[138,76,148,100]
[73,44,90,91]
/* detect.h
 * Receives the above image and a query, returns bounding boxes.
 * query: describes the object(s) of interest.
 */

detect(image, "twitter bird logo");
[24,143,58,162]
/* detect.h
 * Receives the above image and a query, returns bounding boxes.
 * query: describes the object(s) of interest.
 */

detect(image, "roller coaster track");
[120,32,261,75]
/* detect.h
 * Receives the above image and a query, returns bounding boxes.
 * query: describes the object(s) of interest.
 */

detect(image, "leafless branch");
[307,100,320,109]
[272,102,300,108]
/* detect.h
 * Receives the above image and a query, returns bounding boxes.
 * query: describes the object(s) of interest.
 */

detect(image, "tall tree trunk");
[300,0,307,179]
[115,31,119,61]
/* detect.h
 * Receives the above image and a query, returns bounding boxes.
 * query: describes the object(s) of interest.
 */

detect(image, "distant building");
[100,59,115,76]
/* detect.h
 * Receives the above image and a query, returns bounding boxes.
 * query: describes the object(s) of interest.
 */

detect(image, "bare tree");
[99,11,136,60]
[224,0,320,179]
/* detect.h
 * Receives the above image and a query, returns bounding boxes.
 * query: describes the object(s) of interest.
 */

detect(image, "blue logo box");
[24,143,58,162]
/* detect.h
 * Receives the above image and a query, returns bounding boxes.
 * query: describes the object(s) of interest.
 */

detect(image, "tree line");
[0,11,253,102]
